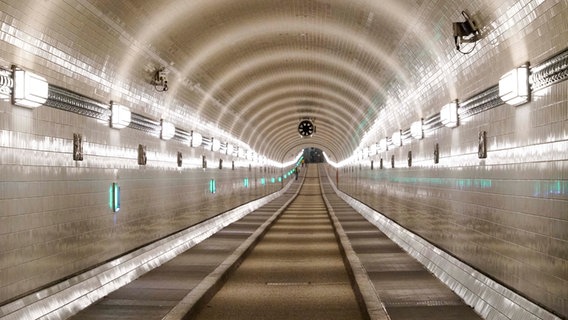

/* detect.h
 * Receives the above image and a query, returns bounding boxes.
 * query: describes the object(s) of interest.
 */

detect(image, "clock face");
[298,120,314,136]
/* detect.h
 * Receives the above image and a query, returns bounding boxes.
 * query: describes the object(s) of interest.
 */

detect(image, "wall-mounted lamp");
[246,150,254,161]
[211,138,221,152]
[109,182,120,213]
[410,119,424,139]
[379,138,388,151]
[110,102,131,129]
[391,130,402,147]
[226,143,234,156]
[369,143,377,156]
[12,66,48,108]
[160,120,175,140]
[499,65,530,106]
[238,148,246,159]
[191,131,202,147]
[440,101,459,128]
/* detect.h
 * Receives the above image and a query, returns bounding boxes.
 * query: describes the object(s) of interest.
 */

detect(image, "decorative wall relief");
[73,133,83,161]
[137,144,147,165]
[434,143,439,164]
[177,152,183,167]
[478,131,487,159]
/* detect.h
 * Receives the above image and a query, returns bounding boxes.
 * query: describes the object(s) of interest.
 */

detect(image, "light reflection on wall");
[382,176,494,190]
[534,180,568,197]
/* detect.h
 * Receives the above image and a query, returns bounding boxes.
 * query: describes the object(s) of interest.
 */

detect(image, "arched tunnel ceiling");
[94,0,465,162]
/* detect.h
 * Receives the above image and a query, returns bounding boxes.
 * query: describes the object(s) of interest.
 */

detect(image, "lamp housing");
[12,68,48,108]
[410,120,424,139]
[391,130,402,147]
[160,120,175,140]
[191,131,202,147]
[369,143,377,156]
[379,138,388,151]
[440,101,459,128]
[499,66,530,106]
[211,138,221,152]
[110,102,131,129]
[238,148,246,159]
[226,143,234,156]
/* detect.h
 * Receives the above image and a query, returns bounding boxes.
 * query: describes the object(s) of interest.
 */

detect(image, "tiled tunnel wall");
[0,0,566,319]
[331,1,568,317]
[0,1,288,307]
[333,61,568,319]
[0,98,286,304]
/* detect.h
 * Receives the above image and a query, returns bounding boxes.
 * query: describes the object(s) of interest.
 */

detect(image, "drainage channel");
[188,164,366,320]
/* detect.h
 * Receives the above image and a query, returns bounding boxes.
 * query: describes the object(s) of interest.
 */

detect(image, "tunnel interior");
[0,1,566,319]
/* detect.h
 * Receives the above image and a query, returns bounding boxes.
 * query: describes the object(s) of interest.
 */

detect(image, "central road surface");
[191,165,365,320]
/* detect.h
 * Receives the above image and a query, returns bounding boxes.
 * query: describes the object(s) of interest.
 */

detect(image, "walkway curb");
[319,171,391,320]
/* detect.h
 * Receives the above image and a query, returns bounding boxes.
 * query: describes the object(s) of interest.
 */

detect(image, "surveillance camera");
[158,70,167,81]
[453,11,480,52]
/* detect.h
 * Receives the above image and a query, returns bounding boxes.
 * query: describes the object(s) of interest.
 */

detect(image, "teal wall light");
[109,182,120,212]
